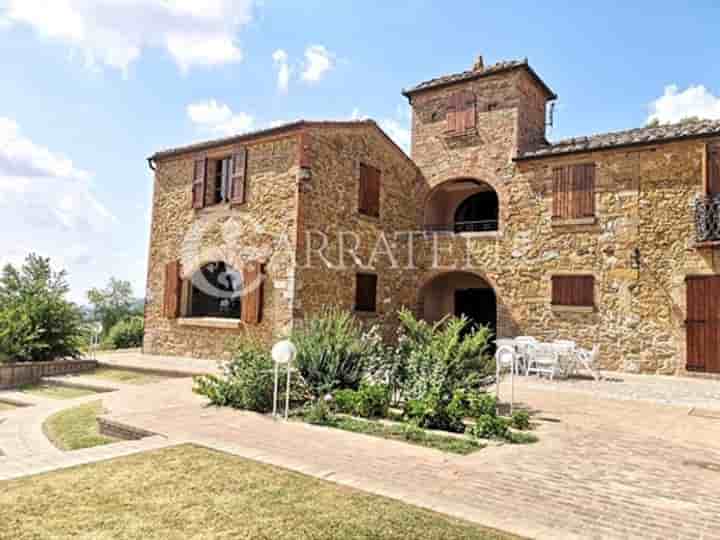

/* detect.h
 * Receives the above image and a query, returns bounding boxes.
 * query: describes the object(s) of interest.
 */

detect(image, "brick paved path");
[3,354,720,539]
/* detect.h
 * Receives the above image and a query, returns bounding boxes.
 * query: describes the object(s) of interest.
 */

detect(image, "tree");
[0,254,84,362]
[87,278,138,335]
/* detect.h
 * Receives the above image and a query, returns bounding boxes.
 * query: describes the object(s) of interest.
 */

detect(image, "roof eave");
[514,130,720,162]
[402,64,557,102]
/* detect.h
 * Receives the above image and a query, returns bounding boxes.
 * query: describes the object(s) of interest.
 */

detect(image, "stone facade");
[145,58,720,374]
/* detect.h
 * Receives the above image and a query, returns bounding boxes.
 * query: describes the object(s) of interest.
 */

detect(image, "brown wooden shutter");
[359,164,380,217]
[163,261,182,319]
[241,261,263,325]
[553,164,595,219]
[355,273,378,312]
[707,143,720,196]
[446,93,458,134]
[552,275,594,307]
[462,90,476,131]
[191,158,207,209]
[230,147,248,204]
[552,167,569,219]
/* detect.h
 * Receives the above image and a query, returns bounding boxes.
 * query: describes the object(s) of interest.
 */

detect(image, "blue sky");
[0,1,718,303]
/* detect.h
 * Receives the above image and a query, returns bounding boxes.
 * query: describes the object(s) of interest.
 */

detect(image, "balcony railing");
[694,195,720,243]
[424,220,499,234]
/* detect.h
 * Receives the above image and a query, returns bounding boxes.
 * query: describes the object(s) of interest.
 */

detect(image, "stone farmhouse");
[144,55,720,375]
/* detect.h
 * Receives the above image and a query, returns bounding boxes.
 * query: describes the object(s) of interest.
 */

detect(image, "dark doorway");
[454,191,499,233]
[454,288,497,339]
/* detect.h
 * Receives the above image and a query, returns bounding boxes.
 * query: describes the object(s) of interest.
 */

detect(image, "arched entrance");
[419,271,497,338]
[423,178,499,233]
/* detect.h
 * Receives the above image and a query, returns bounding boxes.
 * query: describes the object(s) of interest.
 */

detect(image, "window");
[187,262,242,318]
[211,158,232,205]
[446,90,476,135]
[552,163,596,220]
[359,163,381,217]
[707,143,720,196]
[454,190,499,232]
[355,273,377,312]
[551,275,594,308]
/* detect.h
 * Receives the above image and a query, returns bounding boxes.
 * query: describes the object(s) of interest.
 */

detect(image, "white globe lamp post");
[271,340,297,420]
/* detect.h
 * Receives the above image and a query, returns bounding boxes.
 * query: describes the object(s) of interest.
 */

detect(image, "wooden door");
[686,276,720,373]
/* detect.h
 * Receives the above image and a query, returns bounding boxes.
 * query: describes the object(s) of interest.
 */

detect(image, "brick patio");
[2,353,720,539]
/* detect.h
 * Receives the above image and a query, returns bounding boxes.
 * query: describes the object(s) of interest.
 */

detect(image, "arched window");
[454,191,499,233]
[188,261,242,318]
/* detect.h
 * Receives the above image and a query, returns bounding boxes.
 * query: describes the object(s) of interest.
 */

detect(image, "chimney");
[473,55,484,71]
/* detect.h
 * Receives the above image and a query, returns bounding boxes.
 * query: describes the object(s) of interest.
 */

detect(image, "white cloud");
[272,49,290,93]
[301,45,334,83]
[187,100,255,137]
[0,117,119,303]
[1,0,254,74]
[379,103,411,155]
[648,84,720,124]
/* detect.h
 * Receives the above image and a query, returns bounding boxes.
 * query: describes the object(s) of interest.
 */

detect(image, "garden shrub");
[103,316,144,349]
[470,414,510,440]
[304,399,334,425]
[401,421,426,443]
[193,341,309,412]
[393,309,494,432]
[354,382,390,419]
[292,309,381,396]
[511,410,531,431]
[332,389,358,414]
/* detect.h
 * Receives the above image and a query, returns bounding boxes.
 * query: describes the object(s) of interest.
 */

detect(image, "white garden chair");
[576,345,601,381]
[496,339,520,374]
[514,336,538,375]
[527,343,561,379]
[552,340,577,376]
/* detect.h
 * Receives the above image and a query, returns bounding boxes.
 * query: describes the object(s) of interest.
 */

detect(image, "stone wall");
[144,135,300,359]
[408,63,719,374]
[293,125,419,338]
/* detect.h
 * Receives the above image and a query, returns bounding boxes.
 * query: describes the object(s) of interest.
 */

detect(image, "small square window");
[355,273,378,312]
[552,275,594,307]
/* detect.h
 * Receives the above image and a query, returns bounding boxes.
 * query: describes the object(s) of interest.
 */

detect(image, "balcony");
[424,220,499,234]
[694,195,720,244]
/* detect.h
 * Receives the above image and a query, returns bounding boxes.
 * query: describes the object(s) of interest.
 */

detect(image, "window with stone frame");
[551,275,594,308]
[186,262,242,318]
[354,273,378,312]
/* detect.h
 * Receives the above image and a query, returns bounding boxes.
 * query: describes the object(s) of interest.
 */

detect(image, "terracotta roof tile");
[402,58,556,99]
[517,119,720,160]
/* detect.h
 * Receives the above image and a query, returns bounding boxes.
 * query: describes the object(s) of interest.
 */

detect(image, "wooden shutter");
[191,158,207,209]
[359,164,380,217]
[230,147,248,204]
[355,273,378,312]
[461,90,476,131]
[163,261,182,319]
[552,275,594,307]
[552,167,570,219]
[553,164,595,219]
[241,261,263,325]
[707,143,720,196]
[446,93,458,134]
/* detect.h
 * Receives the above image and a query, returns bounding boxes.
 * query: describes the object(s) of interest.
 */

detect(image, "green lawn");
[83,367,170,385]
[43,400,119,451]
[19,382,100,400]
[0,445,521,540]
